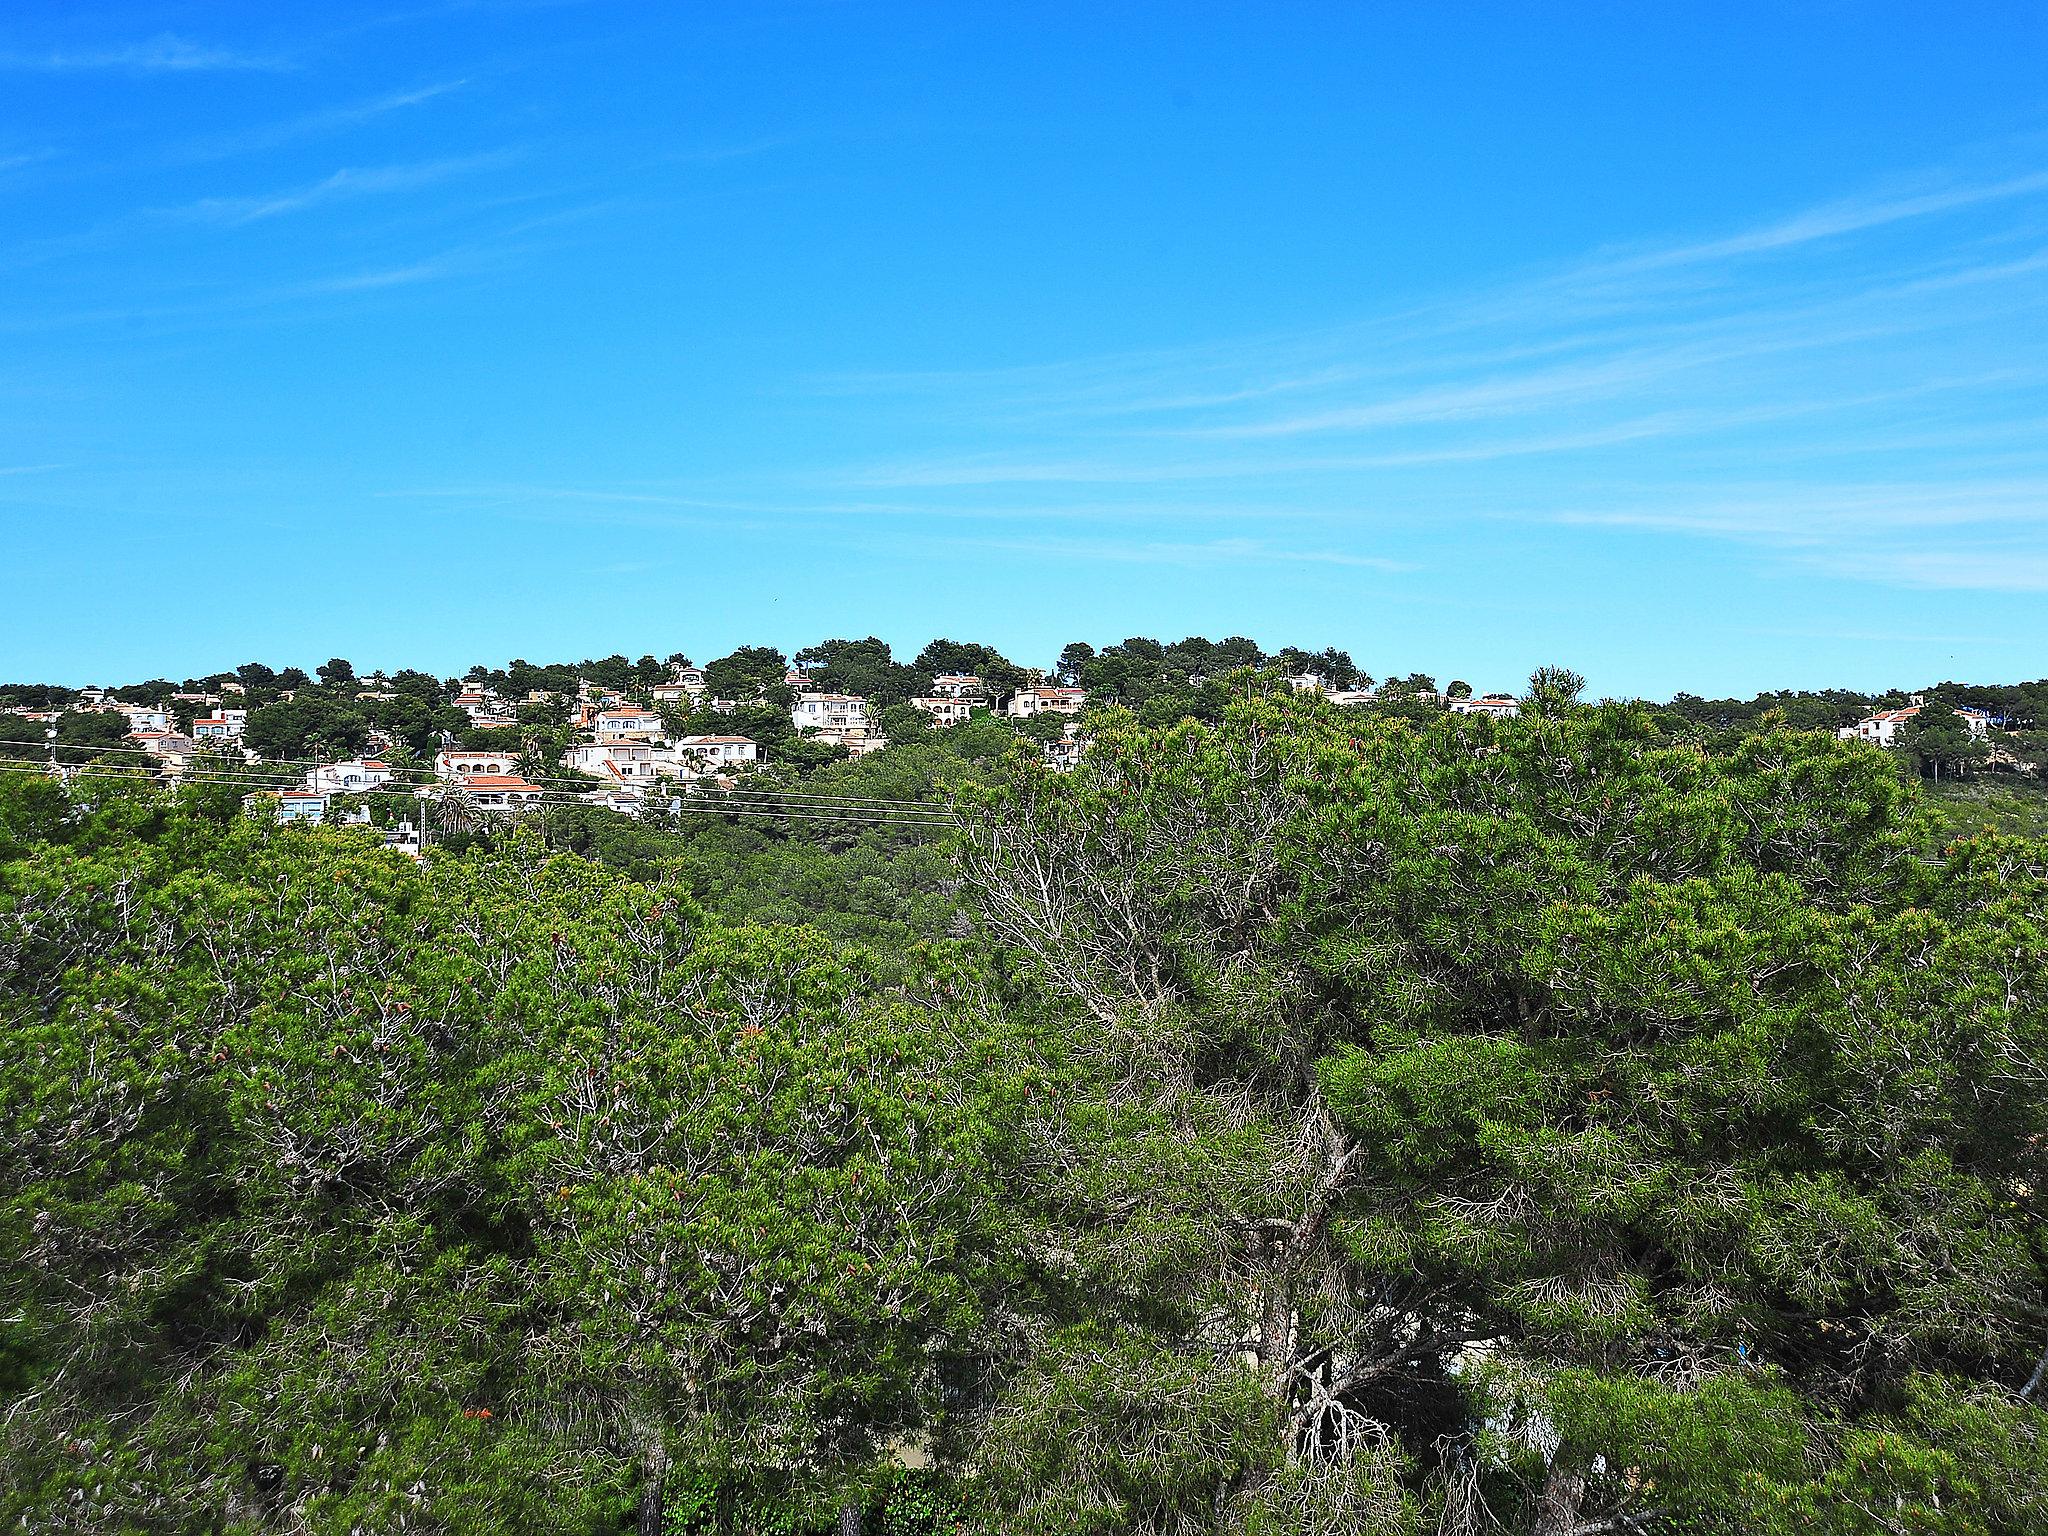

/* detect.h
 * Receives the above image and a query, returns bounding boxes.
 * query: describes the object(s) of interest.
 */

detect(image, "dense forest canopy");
[3,669,2046,1533]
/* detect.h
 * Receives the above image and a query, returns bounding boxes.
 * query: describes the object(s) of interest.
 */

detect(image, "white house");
[437,748,519,780]
[125,706,170,733]
[929,674,989,700]
[1449,694,1520,719]
[452,773,545,811]
[793,693,869,735]
[1044,725,1089,772]
[1839,704,1994,747]
[192,709,247,740]
[670,735,759,776]
[595,707,666,744]
[650,668,705,705]
[564,741,663,782]
[912,696,980,728]
[1006,687,1086,720]
[129,732,204,775]
[306,758,394,793]
[1287,674,1327,695]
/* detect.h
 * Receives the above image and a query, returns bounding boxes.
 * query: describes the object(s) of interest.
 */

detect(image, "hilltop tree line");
[3,676,2045,1534]
[6,635,2046,777]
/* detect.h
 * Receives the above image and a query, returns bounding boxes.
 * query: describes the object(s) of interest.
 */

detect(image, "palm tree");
[431,784,480,839]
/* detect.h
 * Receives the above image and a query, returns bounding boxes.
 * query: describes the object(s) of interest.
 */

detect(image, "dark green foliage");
[244,694,374,759]
[704,645,792,703]
[793,637,929,707]
[4,658,2047,1535]
[0,789,1000,1533]
[956,690,2048,1532]
[1901,704,1991,780]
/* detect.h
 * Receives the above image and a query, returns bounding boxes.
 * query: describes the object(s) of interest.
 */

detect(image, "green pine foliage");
[3,677,2045,1533]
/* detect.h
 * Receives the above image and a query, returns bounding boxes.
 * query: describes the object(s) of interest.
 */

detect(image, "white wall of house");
[1840,705,1995,746]
[595,709,666,742]
[912,697,978,727]
[1006,688,1086,719]
[307,760,394,793]
[565,742,662,780]
[670,735,759,776]
[793,694,868,733]
[1449,695,1520,718]
[437,748,518,779]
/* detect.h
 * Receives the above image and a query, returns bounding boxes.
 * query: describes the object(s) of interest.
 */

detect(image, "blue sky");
[3,1,2046,697]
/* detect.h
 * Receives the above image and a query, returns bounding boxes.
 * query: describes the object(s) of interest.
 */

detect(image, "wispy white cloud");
[783,155,2048,593]
[175,153,513,226]
[0,34,291,73]
[166,80,469,164]
[1583,169,2048,274]
[942,534,1414,572]
[290,259,463,295]
[0,147,58,174]
[1548,479,2048,543]
[1808,549,2048,591]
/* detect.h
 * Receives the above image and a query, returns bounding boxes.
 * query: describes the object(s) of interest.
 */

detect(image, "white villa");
[671,735,759,776]
[306,758,394,793]
[912,696,980,727]
[1839,704,1994,747]
[650,668,705,705]
[1449,694,1520,719]
[128,732,205,773]
[192,708,248,740]
[450,774,545,811]
[595,707,666,744]
[1044,724,1089,771]
[437,747,519,779]
[1006,687,1086,719]
[564,741,663,783]
[793,692,869,735]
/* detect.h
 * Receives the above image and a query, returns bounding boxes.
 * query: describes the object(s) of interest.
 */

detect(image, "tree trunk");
[838,1499,862,1536]
[637,1433,668,1536]
[1260,1268,1293,1401]
[1532,1452,1586,1536]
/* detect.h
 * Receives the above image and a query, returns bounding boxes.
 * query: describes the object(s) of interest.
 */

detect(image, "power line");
[0,762,959,835]
[19,739,953,811]
[11,772,956,838]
